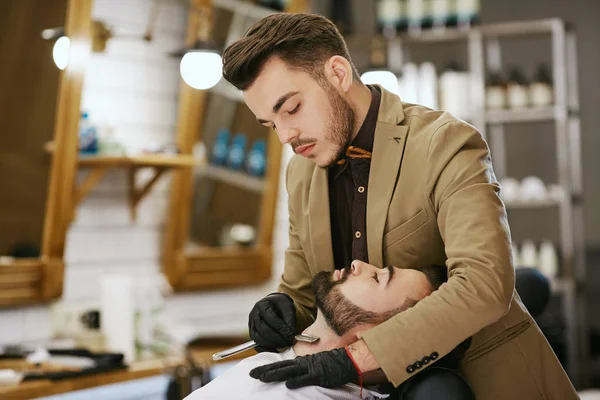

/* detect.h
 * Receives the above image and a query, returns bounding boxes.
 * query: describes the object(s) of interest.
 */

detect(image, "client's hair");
[408,264,448,291]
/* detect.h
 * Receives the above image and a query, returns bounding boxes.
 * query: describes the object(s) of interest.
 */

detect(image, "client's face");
[311,261,432,336]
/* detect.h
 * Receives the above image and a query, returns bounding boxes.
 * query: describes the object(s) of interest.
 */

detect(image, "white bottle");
[538,240,558,278]
[520,239,538,269]
[512,242,522,268]
[418,62,438,109]
[398,62,420,104]
[439,63,472,121]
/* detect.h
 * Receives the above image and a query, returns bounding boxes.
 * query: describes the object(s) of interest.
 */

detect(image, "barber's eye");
[372,273,379,283]
[288,103,301,115]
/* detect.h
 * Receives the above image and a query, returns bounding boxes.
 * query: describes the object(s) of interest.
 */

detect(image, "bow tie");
[336,146,372,165]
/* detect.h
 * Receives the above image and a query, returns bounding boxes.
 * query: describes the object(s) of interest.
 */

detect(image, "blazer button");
[430,352,439,360]
[421,356,430,364]
[414,361,423,369]
[406,365,416,373]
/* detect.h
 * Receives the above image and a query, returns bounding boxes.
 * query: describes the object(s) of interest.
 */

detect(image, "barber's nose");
[276,126,298,144]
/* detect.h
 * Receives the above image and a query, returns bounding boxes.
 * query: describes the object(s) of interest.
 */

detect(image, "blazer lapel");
[308,167,335,273]
[367,88,409,268]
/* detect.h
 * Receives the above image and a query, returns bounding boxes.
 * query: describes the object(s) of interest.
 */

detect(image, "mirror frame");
[162,0,292,291]
[0,0,93,307]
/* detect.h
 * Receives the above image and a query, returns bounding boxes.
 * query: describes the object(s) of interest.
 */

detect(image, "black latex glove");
[249,348,359,389]
[249,293,296,352]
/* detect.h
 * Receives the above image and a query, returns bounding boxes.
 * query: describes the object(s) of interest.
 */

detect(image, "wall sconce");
[171,5,222,90]
[41,21,112,70]
[360,37,399,94]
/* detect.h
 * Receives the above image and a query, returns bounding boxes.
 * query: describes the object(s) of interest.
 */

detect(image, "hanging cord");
[345,346,364,399]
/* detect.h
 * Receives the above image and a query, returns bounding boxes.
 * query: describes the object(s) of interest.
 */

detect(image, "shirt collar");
[351,84,381,153]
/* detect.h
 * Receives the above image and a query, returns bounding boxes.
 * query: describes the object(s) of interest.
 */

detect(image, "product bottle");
[520,239,539,269]
[439,62,472,121]
[211,128,230,166]
[538,240,558,278]
[247,139,267,177]
[418,62,438,109]
[227,133,247,170]
[432,0,451,30]
[456,0,480,28]
[78,112,98,155]
[485,70,507,109]
[506,67,530,109]
[407,0,424,34]
[529,64,553,107]
[376,0,406,36]
[398,62,420,104]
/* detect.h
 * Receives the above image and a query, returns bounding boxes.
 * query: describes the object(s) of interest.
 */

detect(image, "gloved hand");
[249,348,359,389]
[249,293,296,352]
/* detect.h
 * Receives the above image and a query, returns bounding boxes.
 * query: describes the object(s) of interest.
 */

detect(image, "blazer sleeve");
[360,121,515,387]
[276,159,317,333]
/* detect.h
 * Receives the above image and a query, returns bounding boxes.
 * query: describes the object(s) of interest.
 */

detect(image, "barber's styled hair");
[222,13,360,91]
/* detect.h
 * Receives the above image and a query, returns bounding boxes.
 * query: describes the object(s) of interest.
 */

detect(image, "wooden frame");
[162,0,312,291]
[0,0,93,307]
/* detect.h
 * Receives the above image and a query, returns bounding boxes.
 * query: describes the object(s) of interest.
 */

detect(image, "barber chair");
[515,267,552,319]
[384,267,551,400]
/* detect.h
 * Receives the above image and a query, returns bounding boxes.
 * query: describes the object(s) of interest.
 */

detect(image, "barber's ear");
[325,55,353,92]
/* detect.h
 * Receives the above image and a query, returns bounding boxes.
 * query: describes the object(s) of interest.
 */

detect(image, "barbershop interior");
[2,0,600,399]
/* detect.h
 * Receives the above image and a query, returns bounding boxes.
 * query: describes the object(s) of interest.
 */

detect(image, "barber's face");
[243,56,355,168]
[311,261,432,336]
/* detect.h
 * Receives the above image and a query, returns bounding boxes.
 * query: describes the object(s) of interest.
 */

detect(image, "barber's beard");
[311,266,383,336]
[289,82,355,168]
[323,84,355,168]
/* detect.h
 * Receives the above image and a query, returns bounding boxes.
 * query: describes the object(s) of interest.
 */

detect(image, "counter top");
[0,357,183,400]
[0,341,252,399]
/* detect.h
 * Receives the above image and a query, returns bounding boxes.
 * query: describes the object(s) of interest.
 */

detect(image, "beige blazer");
[277,86,578,399]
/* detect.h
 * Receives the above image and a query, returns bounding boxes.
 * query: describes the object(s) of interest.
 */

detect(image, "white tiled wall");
[0,0,291,347]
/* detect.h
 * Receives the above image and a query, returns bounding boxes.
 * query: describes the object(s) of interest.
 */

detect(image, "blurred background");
[0,0,599,398]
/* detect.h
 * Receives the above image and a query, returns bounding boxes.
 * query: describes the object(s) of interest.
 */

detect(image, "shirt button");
[358,186,365,193]
[355,231,362,239]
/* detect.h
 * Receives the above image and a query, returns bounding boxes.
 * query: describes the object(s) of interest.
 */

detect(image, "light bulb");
[360,70,399,94]
[53,36,70,70]
[180,51,222,90]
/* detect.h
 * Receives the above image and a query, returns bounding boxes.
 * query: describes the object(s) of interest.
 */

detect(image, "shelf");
[486,106,558,124]
[209,79,244,103]
[77,153,199,168]
[197,164,265,193]
[479,18,564,38]
[212,0,275,20]
[347,18,566,47]
[46,142,201,220]
[504,198,562,209]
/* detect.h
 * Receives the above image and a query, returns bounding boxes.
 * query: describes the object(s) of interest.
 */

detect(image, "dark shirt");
[329,85,381,269]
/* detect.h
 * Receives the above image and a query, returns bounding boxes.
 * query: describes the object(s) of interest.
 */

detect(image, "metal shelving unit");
[381,19,588,386]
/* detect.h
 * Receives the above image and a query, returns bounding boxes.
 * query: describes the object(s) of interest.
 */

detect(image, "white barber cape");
[185,348,389,400]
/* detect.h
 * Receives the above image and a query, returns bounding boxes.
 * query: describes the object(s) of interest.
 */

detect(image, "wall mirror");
[163,0,307,291]
[0,0,92,306]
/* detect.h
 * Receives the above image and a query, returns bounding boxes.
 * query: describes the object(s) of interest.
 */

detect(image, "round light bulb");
[360,70,399,94]
[53,36,70,70]
[180,51,222,90]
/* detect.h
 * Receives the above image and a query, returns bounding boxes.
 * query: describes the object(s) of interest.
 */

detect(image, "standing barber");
[221,12,578,400]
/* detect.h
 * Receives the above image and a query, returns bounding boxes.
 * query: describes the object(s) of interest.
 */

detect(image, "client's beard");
[311,266,385,336]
